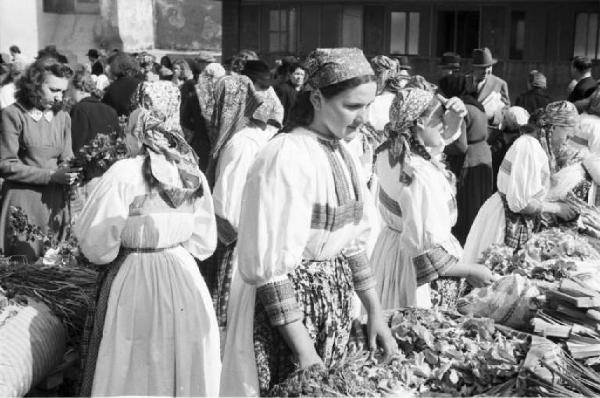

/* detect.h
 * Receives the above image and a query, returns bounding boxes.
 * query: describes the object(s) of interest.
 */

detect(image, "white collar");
[27,108,54,122]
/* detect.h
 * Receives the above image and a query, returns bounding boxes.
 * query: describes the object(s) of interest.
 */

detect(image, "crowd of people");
[1,41,600,396]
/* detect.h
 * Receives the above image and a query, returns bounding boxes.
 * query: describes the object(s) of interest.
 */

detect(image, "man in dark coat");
[568,56,597,112]
[515,70,553,114]
[467,48,510,126]
[102,52,141,116]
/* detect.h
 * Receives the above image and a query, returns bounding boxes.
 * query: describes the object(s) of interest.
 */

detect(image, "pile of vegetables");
[268,309,530,397]
[480,228,599,282]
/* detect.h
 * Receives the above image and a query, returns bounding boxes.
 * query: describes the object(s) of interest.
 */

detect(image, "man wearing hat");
[87,49,103,76]
[468,47,510,124]
[438,52,461,78]
[515,70,552,114]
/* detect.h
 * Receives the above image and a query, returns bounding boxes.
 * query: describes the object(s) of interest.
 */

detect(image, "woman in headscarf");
[488,106,530,186]
[463,101,579,265]
[191,62,226,171]
[75,81,220,396]
[371,85,496,311]
[211,73,284,337]
[438,74,493,244]
[221,48,396,396]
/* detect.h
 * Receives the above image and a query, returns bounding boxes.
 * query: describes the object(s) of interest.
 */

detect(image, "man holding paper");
[468,48,510,126]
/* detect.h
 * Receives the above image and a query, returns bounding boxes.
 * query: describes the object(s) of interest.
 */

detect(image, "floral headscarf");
[253,87,284,129]
[304,48,374,90]
[384,87,435,183]
[136,80,182,134]
[196,62,226,130]
[371,55,398,94]
[127,82,204,207]
[537,101,581,172]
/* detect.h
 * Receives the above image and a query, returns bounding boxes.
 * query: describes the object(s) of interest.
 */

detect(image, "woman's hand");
[298,350,325,369]
[466,264,498,288]
[366,309,397,360]
[542,201,578,221]
[51,167,82,185]
[357,288,397,360]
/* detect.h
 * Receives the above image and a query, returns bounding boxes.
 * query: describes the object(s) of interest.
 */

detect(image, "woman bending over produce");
[371,85,497,310]
[463,101,580,265]
[221,48,396,396]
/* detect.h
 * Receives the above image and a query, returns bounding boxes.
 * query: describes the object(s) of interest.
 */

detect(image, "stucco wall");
[0,0,40,61]
[116,0,154,51]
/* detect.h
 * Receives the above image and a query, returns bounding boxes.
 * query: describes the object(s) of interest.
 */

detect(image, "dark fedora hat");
[472,47,497,68]
[86,48,99,58]
[395,55,412,70]
[439,52,461,69]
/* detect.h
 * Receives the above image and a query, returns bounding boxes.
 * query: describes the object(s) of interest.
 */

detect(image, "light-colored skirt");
[371,226,432,310]
[89,246,221,396]
[462,192,506,265]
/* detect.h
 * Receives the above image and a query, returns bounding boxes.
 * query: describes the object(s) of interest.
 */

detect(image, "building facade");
[0,0,221,64]
[221,0,600,101]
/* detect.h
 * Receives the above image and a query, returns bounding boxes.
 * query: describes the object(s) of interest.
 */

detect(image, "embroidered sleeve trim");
[412,245,459,286]
[256,279,302,326]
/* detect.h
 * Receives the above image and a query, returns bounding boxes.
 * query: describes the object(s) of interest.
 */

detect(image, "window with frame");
[437,10,479,57]
[390,11,420,55]
[510,11,526,60]
[574,12,599,59]
[43,0,99,14]
[342,6,363,48]
[269,7,297,53]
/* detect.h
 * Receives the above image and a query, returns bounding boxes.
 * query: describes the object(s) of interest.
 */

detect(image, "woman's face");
[173,64,182,78]
[550,125,576,152]
[40,73,69,110]
[415,100,445,148]
[290,68,305,87]
[314,81,377,140]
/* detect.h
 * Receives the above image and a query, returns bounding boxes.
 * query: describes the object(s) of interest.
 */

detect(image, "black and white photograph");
[1,0,600,396]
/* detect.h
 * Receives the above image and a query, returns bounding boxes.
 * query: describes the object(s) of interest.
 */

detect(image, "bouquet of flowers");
[69,116,129,184]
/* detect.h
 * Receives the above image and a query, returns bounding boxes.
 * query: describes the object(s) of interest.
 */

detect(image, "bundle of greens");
[69,128,128,184]
[269,309,530,397]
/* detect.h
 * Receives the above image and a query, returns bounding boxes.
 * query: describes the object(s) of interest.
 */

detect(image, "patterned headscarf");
[537,101,580,172]
[136,80,182,134]
[127,82,203,207]
[384,88,435,184]
[587,87,600,117]
[371,55,398,94]
[540,101,579,128]
[196,62,226,130]
[304,48,374,90]
[253,87,284,129]
[209,74,263,158]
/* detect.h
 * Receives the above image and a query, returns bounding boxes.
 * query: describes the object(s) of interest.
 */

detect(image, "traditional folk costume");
[463,101,581,264]
[76,82,220,396]
[220,48,378,396]
[212,75,284,332]
[372,88,463,310]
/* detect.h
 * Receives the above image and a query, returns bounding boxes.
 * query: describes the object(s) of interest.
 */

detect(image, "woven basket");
[0,299,67,397]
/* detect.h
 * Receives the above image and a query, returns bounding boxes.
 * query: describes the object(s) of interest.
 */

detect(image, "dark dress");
[515,88,553,114]
[102,76,141,116]
[70,96,119,152]
[568,76,598,103]
[0,103,73,259]
[454,104,493,245]
[274,81,298,125]
[180,79,211,172]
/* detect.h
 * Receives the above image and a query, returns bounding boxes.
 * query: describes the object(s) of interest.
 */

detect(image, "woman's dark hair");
[283,74,376,132]
[10,45,20,54]
[16,57,73,110]
[108,52,140,79]
[160,55,173,69]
